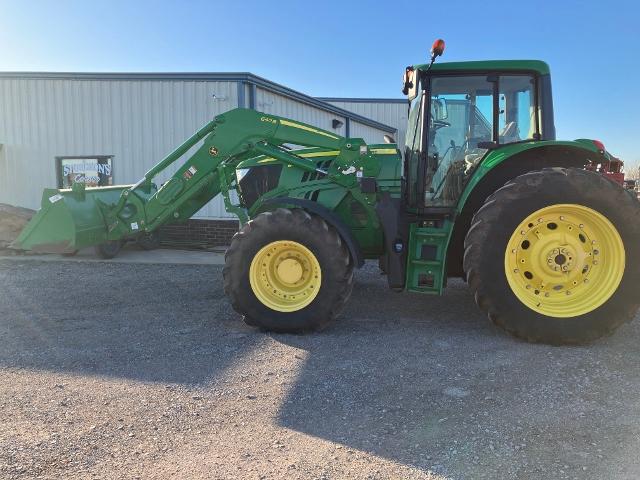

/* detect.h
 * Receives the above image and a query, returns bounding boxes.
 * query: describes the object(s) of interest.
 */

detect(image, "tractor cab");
[403,58,555,210]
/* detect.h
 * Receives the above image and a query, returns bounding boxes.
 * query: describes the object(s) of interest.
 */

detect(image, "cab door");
[403,76,427,209]
[423,75,495,207]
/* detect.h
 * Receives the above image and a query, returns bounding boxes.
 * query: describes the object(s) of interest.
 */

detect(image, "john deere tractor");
[14,40,640,344]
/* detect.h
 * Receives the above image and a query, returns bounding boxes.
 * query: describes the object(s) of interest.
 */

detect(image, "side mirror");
[402,66,418,101]
[383,134,396,144]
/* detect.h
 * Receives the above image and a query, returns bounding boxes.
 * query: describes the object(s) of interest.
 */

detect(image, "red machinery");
[586,154,624,185]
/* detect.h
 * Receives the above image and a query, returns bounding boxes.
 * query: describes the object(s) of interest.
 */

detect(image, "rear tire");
[223,208,354,332]
[464,168,640,344]
[95,240,123,259]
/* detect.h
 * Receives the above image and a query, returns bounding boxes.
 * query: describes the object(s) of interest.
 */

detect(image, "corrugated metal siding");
[0,78,238,218]
[0,77,396,220]
[255,88,348,138]
[255,88,394,145]
[326,101,408,148]
[348,121,390,144]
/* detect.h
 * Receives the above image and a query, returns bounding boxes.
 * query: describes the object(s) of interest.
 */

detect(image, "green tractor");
[14,40,640,344]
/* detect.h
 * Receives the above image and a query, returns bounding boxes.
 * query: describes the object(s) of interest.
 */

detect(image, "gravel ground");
[1,258,640,479]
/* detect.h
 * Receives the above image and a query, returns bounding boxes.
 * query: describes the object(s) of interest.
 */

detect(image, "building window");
[56,156,113,188]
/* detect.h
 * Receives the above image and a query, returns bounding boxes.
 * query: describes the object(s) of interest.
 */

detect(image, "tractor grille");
[238,165,283,208]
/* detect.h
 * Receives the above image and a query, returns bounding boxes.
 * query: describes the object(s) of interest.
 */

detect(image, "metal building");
[320,97,408,150]
[0,72,398,222]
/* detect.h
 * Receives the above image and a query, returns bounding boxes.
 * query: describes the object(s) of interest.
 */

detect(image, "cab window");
[498,75,537,143]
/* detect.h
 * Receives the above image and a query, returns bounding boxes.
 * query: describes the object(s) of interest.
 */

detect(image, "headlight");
[236,168,251,183]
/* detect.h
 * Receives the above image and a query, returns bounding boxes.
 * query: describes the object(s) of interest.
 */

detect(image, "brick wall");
[158,219,239,250]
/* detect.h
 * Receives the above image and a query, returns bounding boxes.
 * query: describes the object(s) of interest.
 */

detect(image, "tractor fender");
[447,143,601,277]
[258,197,365,268]
[457,141,604,212]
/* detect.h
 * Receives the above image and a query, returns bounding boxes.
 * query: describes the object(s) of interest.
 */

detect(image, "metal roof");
[0,71,396,133]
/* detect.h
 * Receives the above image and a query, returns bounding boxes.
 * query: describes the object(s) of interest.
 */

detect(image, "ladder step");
[405,222,452,295]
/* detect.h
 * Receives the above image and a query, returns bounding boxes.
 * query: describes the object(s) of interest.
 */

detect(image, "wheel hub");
[277,258,304,284]
[249,240,322,312]
[545,246,575,272]
[504,204,625,317]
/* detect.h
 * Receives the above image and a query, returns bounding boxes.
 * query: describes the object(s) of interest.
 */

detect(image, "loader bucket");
[12,186,129,253]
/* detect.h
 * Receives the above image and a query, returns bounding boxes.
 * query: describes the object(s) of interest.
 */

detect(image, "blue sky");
[1,0,639,168]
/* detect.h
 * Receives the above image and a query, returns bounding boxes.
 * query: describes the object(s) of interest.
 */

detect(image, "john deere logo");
[209,146,219,156]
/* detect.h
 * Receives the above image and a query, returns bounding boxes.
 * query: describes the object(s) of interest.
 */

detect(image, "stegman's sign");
[57,156,113,188]
[62,160,111,176]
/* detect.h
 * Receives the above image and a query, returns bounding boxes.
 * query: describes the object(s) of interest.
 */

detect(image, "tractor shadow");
[0,259,260,385]
[273,263,640,478]
[2,259,640,477]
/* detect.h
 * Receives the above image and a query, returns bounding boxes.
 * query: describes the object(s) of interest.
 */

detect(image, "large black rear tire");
[223,208,354,332]
[464,168,640,344]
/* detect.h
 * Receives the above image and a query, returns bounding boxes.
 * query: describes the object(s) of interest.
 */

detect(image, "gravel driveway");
[1,258,640,479]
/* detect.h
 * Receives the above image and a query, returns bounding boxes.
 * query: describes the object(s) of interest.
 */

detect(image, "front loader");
[14,40,640,344]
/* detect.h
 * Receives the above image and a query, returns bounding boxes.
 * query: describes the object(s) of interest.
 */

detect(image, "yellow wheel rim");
[504,204,625,317]
[249,240,322,312]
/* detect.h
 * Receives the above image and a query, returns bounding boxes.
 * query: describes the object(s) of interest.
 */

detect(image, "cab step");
[405,221,451,294]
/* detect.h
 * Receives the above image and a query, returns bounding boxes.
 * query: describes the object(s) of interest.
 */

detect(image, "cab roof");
[416,60,550,75]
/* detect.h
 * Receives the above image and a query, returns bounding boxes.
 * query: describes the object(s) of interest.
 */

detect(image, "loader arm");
[13,108,359,253]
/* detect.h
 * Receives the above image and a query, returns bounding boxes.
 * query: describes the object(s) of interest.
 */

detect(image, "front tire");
[464,168,640,344]
[223,208,354,332]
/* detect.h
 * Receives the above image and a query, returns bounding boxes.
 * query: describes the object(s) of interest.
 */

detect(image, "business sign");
[57,156,113,188]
